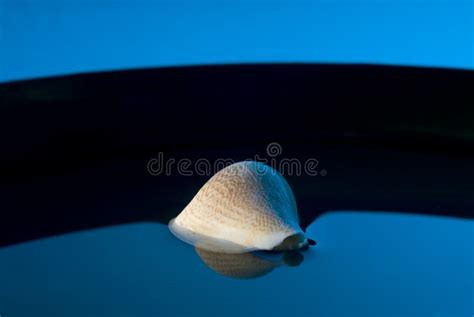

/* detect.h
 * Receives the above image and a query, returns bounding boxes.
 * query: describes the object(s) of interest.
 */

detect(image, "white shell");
[169,161,307,253]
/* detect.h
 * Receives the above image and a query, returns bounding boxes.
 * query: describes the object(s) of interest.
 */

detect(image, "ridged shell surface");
[169,161,306,253]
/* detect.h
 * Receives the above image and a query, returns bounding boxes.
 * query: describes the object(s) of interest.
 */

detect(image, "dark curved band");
[0,64,473,247]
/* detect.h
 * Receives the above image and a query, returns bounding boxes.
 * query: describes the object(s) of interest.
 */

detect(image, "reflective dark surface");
[0,212,472,317]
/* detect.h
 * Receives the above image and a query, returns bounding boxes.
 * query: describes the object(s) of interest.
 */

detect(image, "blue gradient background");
[0,0,473,83]
[0,1,473,316]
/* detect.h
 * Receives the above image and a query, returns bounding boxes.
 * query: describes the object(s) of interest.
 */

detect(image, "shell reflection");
[195,248,305,279]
